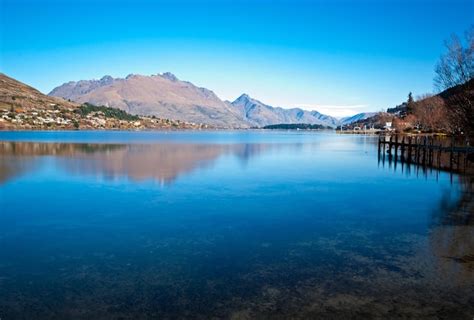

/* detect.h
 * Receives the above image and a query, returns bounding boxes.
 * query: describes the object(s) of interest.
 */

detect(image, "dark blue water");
[0,131,472,319]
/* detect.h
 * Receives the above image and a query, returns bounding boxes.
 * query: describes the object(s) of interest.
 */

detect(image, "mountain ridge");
[230,94,340,127]
[49,73,371,128]
[340,112,377,125]
[50,72,247,128]
[0,73,78,111]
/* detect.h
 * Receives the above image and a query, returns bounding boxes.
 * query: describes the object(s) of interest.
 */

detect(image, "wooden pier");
[378,135,474,173]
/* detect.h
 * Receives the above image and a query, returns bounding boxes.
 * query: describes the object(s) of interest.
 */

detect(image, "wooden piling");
[415,137,419,164]
[450,138,454,171]
[378,136,381,155]
[422,137,427,166]
[429,138,434,166]
[407,136,412,163]
[388,135,393,156]
[394,135,399,158]
[401,136,405,160]
[437,143,442,169]
[377,134,473,174]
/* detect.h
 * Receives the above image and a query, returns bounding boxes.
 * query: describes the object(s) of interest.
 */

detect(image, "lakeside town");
[0,102,209,131]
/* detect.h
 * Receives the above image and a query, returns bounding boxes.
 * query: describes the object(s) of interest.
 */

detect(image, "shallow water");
[0,131,472,319]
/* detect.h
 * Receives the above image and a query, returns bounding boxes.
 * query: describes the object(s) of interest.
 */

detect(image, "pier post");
[450,138,454,171]
[429,138,434,166]
[407,136,412,163]
[422,137,427,166]
[394,135,399,158]
[388,135,393,156]
[438,143,442,169]
[415,137,420,164]
[378,136,381,155]
[400,136,405,161]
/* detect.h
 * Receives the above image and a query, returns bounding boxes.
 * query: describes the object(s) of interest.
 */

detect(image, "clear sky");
[1,0,473,117]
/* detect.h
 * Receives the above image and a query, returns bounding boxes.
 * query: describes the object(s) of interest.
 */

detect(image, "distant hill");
[340,112,377,125]
[230,94,340,127]
[0,73,78,112]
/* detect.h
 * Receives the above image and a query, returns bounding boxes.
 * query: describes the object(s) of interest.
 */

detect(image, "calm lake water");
[0,131,472,319]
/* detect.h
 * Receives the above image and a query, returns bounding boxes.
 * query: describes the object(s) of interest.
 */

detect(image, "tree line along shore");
[340,27,473,137]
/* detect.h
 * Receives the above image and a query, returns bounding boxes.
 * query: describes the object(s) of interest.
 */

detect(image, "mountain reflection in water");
[0,141,293,185]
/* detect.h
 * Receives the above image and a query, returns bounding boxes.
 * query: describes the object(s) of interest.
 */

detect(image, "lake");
[0,131,472,319]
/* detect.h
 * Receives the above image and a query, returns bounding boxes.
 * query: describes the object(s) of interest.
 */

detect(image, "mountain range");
[49,73,371,128]
[49,73,245,128]
[230,94,340,127]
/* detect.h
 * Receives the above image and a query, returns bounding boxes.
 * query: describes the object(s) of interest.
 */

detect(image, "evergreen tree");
[406,92,415,114]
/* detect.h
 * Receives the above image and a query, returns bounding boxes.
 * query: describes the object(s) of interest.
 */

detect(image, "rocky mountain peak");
[161,72,178,82]
[232,93,262,106]
[125,74,139,80]
[99,75,114,85]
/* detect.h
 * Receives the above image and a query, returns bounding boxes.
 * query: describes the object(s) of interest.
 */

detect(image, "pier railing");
[378,135,474,174]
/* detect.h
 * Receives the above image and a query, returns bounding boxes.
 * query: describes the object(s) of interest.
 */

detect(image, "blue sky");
[1,0,473,117]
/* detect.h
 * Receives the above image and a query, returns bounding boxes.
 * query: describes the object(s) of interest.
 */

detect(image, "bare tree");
[434,26,473,91]
[434,27,474,135]
[414,95,450,132]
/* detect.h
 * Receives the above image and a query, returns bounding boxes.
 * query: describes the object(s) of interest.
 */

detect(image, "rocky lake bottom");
[0,131,472,319]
